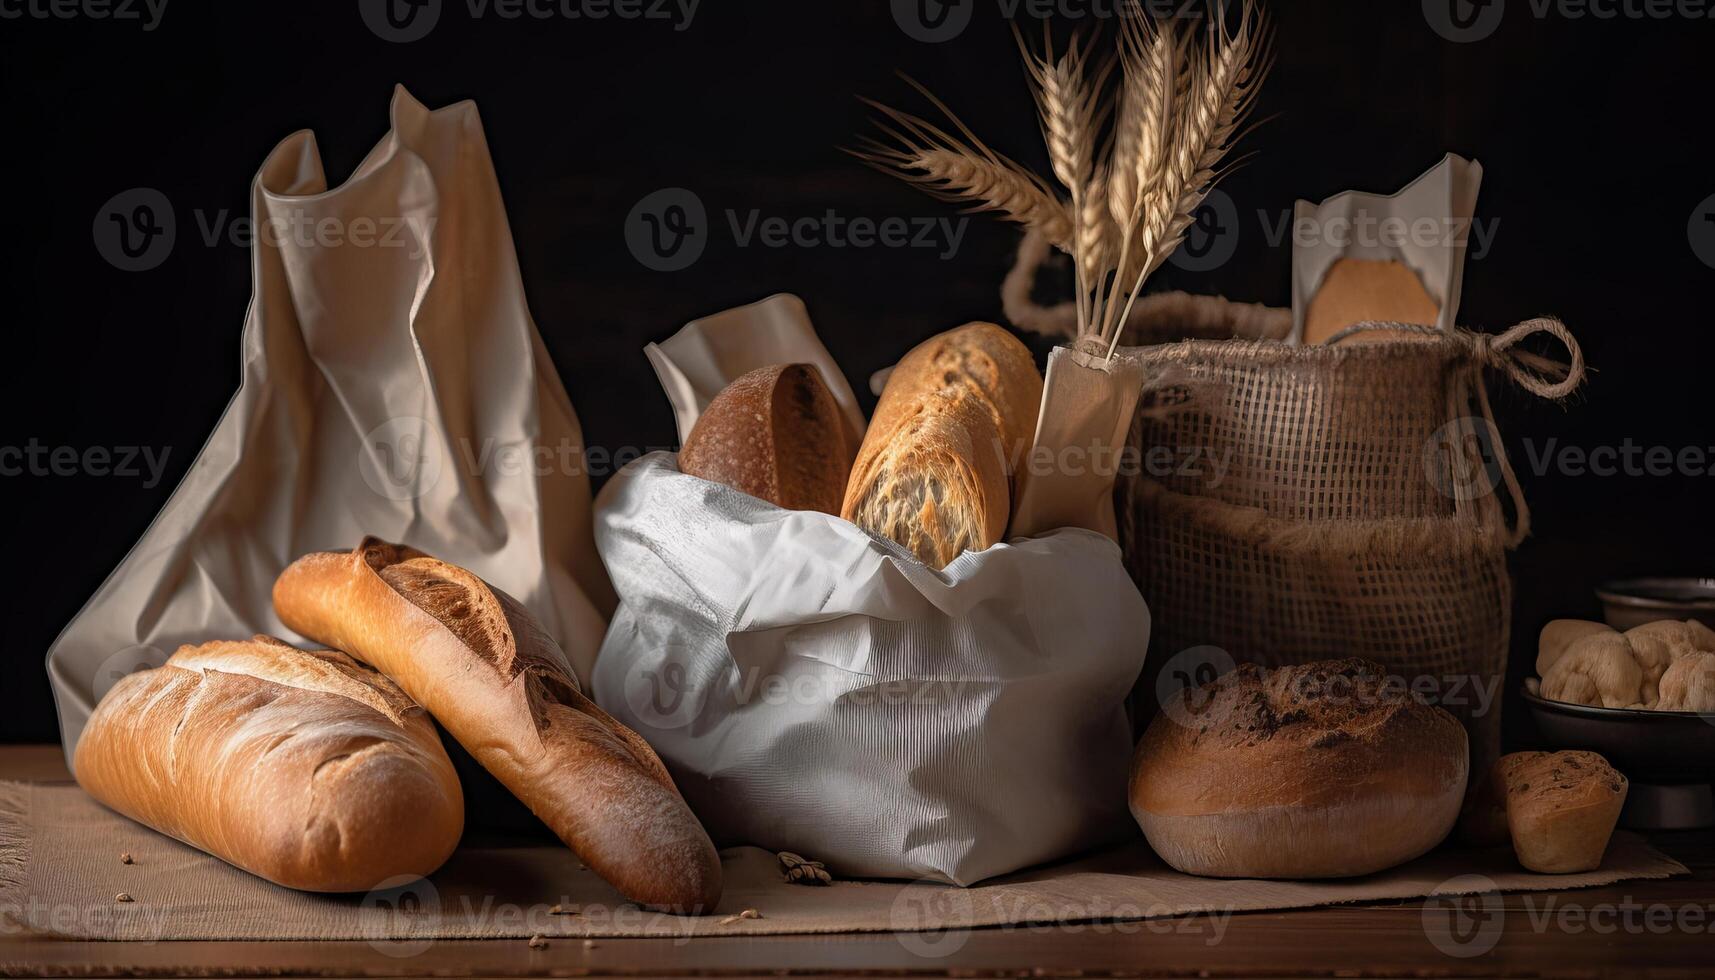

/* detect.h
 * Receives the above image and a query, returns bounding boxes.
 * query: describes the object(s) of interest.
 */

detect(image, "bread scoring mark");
[377,558,517,674]
[168,637,413,727]
[309,739,386,783]
[1178,658,1461,753]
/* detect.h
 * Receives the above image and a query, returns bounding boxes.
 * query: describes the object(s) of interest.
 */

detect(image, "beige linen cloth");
[44,87,616,766]
[0,780,1685,941]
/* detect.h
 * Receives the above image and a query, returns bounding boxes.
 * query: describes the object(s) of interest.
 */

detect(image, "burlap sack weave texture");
[1003,234,1586,772]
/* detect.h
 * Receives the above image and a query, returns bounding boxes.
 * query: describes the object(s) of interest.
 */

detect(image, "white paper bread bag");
[592,297,1150,885]
[46,88,615,767]
[1291,153,1484,345]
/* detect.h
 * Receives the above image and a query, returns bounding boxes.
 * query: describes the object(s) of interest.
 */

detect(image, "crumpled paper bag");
[644,292,866,447]
[589,303,1150,885]
[46,87,615,767]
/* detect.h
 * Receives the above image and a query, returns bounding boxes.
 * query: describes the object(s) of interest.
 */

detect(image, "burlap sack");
[1003,232,1586,771]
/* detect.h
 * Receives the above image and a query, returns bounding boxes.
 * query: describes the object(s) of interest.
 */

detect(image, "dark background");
[1,0,1709,744]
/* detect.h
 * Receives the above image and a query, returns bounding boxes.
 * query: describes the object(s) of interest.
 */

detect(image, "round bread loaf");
[678,363,854,515]
[1129,658,1468,879]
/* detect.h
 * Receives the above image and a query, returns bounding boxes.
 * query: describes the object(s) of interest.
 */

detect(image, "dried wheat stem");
[855,0,1270,352]
[874,147,1074,247]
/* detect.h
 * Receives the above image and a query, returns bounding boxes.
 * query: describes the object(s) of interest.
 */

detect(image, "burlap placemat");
[0,781,1687,943]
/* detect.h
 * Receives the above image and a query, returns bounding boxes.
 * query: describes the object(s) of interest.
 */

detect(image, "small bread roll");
[1129,659,1468,879]
[1625,621,1715,705]
[1541,632,1643,708]
[678,364,854,515]
[1498,751,1627,873]
[1657,651,1715,712]
[1537,619,1616,678]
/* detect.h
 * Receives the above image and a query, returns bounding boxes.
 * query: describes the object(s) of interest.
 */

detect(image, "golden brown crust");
[1498,751,1627,873]
[678,364,853,515]
[273,539,722,914]
[840,324,1038,569]
[1134,659,1468,814]
[73,637,463,893]
[864,322,1042,473]
[1129,659,1468,878]
[841,392,1009,568]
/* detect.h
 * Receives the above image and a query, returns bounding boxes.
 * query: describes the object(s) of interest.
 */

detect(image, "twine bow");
[1457,317,1586,548]
[1468,317,1585,400]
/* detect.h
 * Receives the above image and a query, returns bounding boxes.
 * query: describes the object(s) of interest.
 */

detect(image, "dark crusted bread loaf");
[274,538,722,914]
[678,363,854,514]
[74,636,464,892]
[1129,658,1468,878]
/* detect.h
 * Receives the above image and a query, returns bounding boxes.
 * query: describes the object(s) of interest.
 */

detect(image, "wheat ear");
[849,93,1072,248]
[1101,18,1181,341]
[1104,3,1271,356]
[1019,26,1113,334]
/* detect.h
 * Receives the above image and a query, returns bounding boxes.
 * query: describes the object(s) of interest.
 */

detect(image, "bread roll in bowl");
[1129,659,1468,879]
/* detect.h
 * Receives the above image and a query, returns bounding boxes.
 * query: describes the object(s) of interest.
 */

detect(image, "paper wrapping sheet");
[0,780,1688,940]
[45,88,614,767]
[591,453,1149,886]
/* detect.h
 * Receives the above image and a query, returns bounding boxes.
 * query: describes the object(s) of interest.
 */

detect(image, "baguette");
[841,323,1041,568]
[864,322,1043,474]
[273,538,722,914]
[74,636,463,892]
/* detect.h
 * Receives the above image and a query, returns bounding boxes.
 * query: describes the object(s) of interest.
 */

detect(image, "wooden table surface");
[3,744,1711,979]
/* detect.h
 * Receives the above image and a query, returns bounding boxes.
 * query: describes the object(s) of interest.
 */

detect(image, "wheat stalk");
[854,143,1074,247]
[1102,4,1271,356]
[1081,164,1117,332]
[849,93,1072,247]
[855,1,1272,353]
[1103,17,1181,339]
[1018,27,1113,333]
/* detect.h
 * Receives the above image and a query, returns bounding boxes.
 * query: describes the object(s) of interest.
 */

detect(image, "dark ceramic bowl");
[1596,577,1715,632]
[1522,679,1715,829]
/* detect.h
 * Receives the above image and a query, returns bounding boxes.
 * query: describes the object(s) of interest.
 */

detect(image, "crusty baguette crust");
[273,539,722,914]
[73,636,463,893]
[864,322,1043,473]
[842,392,1008,569]
[1130,659,1468,878]
[841,323,1039,568]
[679,364,853,514]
